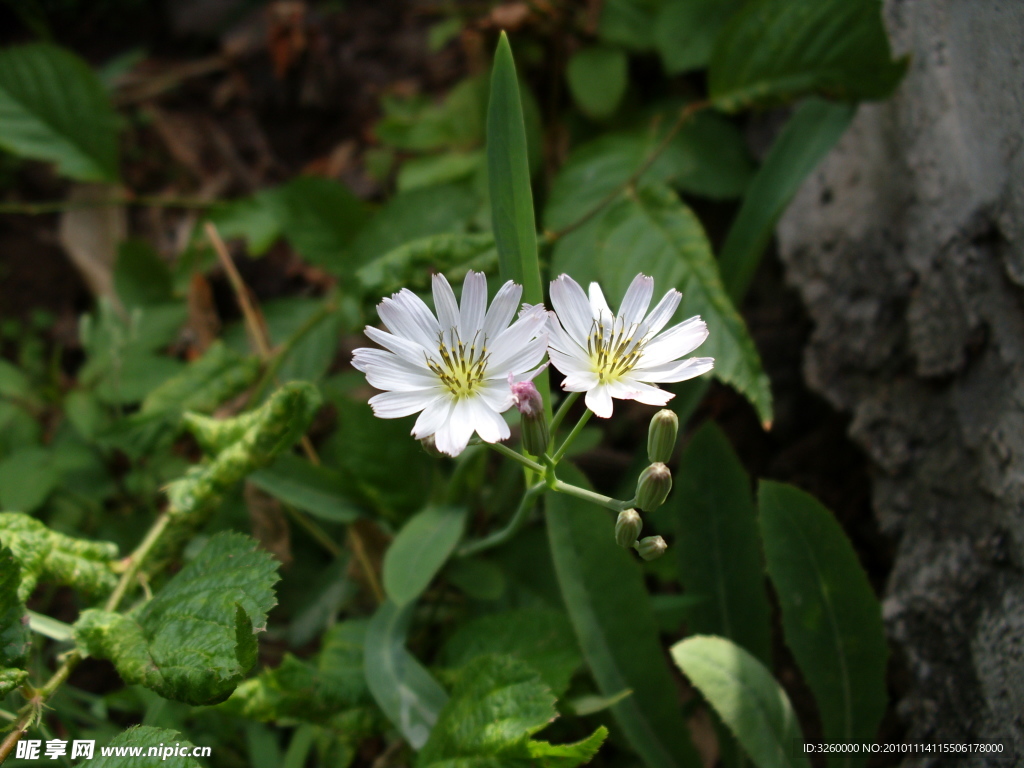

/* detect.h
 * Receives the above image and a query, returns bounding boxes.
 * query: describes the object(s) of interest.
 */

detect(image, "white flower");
[352,271,548,457]
[546,273,714,418]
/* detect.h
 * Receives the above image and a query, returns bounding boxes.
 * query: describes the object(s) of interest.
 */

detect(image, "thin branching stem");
[457,481,546,557]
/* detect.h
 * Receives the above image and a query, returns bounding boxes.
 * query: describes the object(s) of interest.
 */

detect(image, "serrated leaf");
[546,465,700,768]
[719,97,855,301]
[419,655,607,768]
[357,233,497,298]
[599,0,663,51]
[673,423,771,664]
[0,667,27,697]
[0,446,59,512]
[594,183,772,425]
[655,0,745,74]
[250,454,362,524]
[0,546,30,667]
[75,532,280,705]
[709,0,907,111]
[567,46,628,120]
[671,636,809,768]
[0,512,118,600]
[384,505,467,606]
[758,482,887,768]
[0,43,120,182]
[440,608,582,697]
[91,726,204,768]
[364,599,448,750]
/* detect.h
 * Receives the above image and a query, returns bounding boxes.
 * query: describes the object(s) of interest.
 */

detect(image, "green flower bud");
[420,434,446,458]
[635,462,672,511]
[647,409,679,464]
[615,508,642,549]
[634,535,668,561]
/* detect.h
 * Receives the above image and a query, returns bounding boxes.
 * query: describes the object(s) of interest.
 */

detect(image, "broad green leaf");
[655,0,745,74]
[250,454,361,524]
[208,188,286,255]
[671,636,809,768]
[719,98,855,301]
[384,505,467,606]
[567,46,628,120]
[0,546,30,667]
[759,482,888,768]
[546,464,700,768]
[0,43,119,182]
[275,308,342,384]
[0,359,35,405]
[141,341,260,417]
[709,0,907,111]
[277,176,368,271]
[75,532,279,705]
[487,33,542,307]
[114,239,173,308]
[419,655,608,768]
[364,599,448,750]
[440,608,582,697]
[673,422,771,664]
[376,76,489,153]
[0,512,118,600]
[595,184,771,425]
[91,726,204,768]
[599,0,663,51]
[397,150,483,192]
[0,446,59,512]
[356,232,497,299]
[444,556,506,601]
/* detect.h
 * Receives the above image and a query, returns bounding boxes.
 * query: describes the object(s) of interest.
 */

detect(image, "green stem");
[549,391,579,437]
[0,196,221,215]
[551,480,632,512]
[458,482,546,557]
[551,409,593,463]
[282,504,341,557]
[250,300,337,404]
[487,442,545,474]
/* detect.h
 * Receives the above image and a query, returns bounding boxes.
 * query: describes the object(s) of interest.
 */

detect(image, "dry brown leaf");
[58,183,127,307]
[489,3,531,30]
[184,272,221,357]
[244,481,293,566]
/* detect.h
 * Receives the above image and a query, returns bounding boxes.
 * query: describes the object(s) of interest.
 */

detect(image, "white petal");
[487,309,547,371]
[550,274,594,345]
[547,348,592,375]
[561,371,599,391]
[609,378,674,406]
[378,292,438,350]
[619,274,654,327]
[585,384,614,418]
[432,273,460,333]
[351,348,440,391]
[468,397,510,443]
[364,327,431,366]
[588,282,612,319]
[477,382,515,413]
[482,281,522,340]
[634,356,715,383]
[638,289,681,339]
[639,317,709,367]
[488,332,548,379]
[411,396,453,438]
[459,271,487,337]
[444,397,477,456]
[368,390,433,418]
[545,311,585,356]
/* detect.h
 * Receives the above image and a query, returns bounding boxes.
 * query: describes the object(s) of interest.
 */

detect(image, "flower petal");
[638,316,709,367]
[619,273,654,327]
[411,395,453,438]
[561,370,599,392]
[459,271,487,337]
[351,348,440,391]
[608,378,674,406]
[482,280,522,340]
[477,382,515,413]
[588,282,612,319]
[432,273,460,333]
[467,397,510,443]
[443,397,478,456]
[584,383,614,418]
[368,390,433,418]
[638,288,681,339]
[634,356,715,383]
[378,291,439,350]
[550,274,594,345]
[487,308,548,371]
[364,326,432,366]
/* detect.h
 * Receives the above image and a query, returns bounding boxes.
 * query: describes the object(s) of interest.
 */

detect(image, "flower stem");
[488,442,546,474]
[551,408,593,463]
[551,479,633,512]
[457,482,546,557]
[549,391,579,437]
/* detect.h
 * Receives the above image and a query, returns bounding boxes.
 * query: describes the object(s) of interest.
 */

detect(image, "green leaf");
[719,98,855,301]
[364,599,449,750]
[0,43,120,182]
[487,33,542,307]
[595,184,772,426]
[567,46,628,120]
[397,150,483,192]
[0,667,27,697]
[673,422,771,664]
[708,0,908,111]
[440,608,582,697]
[0,446,59,512]
[546,465,700,768]
[91,726,205,768]
[444,556,506,601]
[599,0,664,51]
[250,454,362,524]
[141,341,260,417]
[208,189,287,256]
[75,532,280,705]
[671,636,809,768]
[356,232,497,299]
[114,239,173,308]
[0,546,30,667]
[277,176,369,270]
[384,505,467,606]
[419,655,608,768]
[0,512,118,600]
[758,481,888,768]
[655,0,745,74]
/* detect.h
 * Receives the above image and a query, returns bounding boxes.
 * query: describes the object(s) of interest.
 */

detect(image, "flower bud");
[647,409,679,464]
[634,535,668,561]
[419,434,446,458]
[615,508,642,549]
[635,462,672,511]
[511,379,549,456]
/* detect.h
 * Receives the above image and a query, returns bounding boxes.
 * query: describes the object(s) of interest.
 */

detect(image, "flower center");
[427,329,489,399]
[587,318,644,384]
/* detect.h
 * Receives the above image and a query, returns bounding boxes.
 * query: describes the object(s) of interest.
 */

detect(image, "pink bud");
[510,379,544,417]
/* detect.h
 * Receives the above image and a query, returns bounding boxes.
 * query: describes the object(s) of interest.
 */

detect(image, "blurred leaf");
[650,593,707,633]
[142,341,259,417]
[428,17,463,52]
[0,358,36,404]
[709,0,908,111]
[671,636,809,768]
[364,600,448,750]
[759,481,888,768]
[655,0,745,74]
[0,446,59,512]
[719,97,855,301]
[0,667,26,697]
[250,454,362,524]
[440,608,582,697]
[286,556,356,647]
[278,176,369,271]
[114,239,173,308]
[357,232,497,298]
[546,465,701,768]
[384,505,467,606]
[594,184,772,426]
[91,726,203,768]
[0,546,30,667]
[208,189,287,256]
[599,0,664,51]
[419,655,607,768]
[673,422,771,664]
[565,688,634,717]
[444,556,505,601]
[75,532,280,706]
[397,150,483,192]
[0,43,119,181]
[567,46,628,120]
[276,308,342,384]
[376,76,489,153]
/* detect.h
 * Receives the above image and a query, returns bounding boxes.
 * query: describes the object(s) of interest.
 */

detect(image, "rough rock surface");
[776,0,1024,760]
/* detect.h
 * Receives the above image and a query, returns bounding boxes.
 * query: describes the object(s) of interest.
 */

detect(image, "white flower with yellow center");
[547,273,714,418]
[352,271,548,457]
